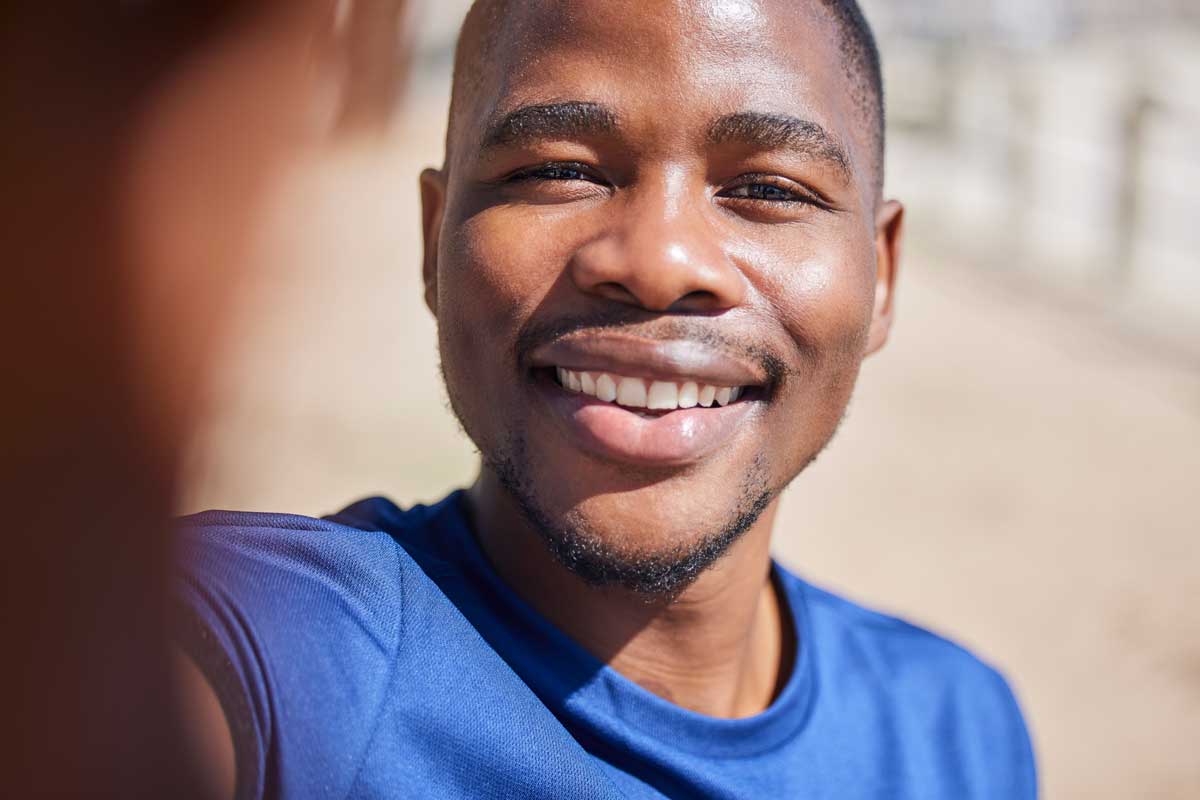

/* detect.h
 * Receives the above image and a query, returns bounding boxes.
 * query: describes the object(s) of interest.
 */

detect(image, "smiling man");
[175,1,1037,798]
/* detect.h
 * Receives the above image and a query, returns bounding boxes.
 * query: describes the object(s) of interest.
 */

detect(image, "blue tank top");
[174,490,1036,799]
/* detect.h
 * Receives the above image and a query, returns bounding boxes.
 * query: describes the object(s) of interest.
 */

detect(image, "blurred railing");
[865,0,1200,353]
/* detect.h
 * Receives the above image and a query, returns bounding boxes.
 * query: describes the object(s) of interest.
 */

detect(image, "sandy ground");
[182,102,1200,799]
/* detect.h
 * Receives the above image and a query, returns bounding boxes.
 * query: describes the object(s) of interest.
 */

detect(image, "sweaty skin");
[421,0,902,719]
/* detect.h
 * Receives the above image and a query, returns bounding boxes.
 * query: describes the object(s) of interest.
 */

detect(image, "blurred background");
[175,1,1200,798]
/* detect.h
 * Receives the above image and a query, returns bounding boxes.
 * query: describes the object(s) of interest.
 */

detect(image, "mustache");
[515,307,791,385]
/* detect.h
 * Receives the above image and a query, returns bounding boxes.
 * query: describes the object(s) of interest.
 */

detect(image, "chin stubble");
[438,327,848,598]
[486,434,776,597]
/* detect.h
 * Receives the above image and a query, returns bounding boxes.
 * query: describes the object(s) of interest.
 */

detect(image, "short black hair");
[817,0,885,170]
[450,0,885,185]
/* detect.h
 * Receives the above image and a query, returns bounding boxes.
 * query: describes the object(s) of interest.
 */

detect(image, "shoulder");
[175,506,404,605]
[174,490,467,635]
[172,499,441,798]
[171,498,449,668]
[784,570,1038,798]
[798,577,1005,685]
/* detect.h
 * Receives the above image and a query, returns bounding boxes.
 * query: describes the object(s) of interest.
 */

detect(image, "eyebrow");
[480,101,618,150]
[707,112,851,180]
[479,103,852,182]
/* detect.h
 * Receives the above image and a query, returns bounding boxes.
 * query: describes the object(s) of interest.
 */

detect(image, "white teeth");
[678,382,699,408]
[647,381,678,410]
[616,377,648,408]
[595,373,617,402]
[555,368,745,412]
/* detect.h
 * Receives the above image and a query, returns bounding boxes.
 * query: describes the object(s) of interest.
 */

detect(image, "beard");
[440,309,815,597]
[482,431,777,597]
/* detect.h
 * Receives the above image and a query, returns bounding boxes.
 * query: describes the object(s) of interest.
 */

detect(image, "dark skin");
[182,0,901,787]
[421,0,902,719]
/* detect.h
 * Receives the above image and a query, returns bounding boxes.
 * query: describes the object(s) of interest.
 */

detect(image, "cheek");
[439,208,566,335]
[731,229,876,470]
[735,228,877,368]
[786,259,874,363]
[435,207,572,433]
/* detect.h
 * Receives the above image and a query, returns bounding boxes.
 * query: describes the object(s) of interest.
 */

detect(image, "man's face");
[423,0,899,591]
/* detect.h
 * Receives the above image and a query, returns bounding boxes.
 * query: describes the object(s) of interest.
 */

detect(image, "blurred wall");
[864,0,1200,353]
[180,2,1200,798]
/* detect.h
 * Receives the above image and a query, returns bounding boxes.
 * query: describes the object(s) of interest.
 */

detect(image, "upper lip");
[528,333,769,388]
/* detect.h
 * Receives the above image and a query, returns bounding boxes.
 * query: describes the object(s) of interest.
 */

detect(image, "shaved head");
[446,0,885,187]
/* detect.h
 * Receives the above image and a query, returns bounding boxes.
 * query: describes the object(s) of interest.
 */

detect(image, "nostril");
[592,282,640,306]
[667,290,721,313]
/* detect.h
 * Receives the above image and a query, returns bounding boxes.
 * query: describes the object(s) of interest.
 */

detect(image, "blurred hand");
[0,1,408,795]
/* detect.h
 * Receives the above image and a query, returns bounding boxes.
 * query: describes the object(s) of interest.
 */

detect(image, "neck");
[465,472,793,719]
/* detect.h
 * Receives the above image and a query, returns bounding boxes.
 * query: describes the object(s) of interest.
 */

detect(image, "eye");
[722,182,799,202]
[496,161,610,204]
[507,162,599,184]
[718,174,826,205]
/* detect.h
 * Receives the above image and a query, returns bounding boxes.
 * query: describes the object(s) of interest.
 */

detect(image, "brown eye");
[723,182,801,202]
[508,162,599,184]
[717,174,836,216]
[535,165,588,181]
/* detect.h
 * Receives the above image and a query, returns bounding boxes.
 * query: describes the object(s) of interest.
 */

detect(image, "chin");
[489,433,778,594]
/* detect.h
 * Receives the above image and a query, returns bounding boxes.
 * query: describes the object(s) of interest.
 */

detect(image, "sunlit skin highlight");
[420,0,902,719]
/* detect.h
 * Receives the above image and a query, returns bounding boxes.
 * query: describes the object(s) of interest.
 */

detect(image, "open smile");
[554,367,746,411]
[528,335,769,466]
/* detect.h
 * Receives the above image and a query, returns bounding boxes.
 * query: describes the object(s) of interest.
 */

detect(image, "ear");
[419,167,447,317]
[864,199,904,356]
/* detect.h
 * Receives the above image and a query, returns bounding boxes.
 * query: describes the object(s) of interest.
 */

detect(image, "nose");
[568,176,746,313]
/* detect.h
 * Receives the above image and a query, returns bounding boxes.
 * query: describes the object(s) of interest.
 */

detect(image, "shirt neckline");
[384,490,818,760]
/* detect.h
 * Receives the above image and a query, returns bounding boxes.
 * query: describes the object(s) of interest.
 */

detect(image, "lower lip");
[536,377,761,466]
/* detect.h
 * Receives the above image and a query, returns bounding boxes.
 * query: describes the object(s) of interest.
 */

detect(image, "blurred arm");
[174,648,238,800]
[0,1,409,795]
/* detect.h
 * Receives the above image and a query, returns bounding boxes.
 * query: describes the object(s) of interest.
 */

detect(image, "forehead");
[454,0,866,173]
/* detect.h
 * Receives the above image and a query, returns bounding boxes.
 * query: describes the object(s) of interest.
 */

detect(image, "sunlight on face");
[706,0,761,28]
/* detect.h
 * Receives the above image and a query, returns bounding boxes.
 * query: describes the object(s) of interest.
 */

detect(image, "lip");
[527,334,767,467]
[528,334,768,388]
[535,376,760,466]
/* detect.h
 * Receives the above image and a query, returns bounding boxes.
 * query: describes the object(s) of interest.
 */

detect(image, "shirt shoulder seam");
[342,533,409,797]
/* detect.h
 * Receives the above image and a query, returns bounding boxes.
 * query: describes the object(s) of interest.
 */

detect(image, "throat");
[604,573,794,719]
[464,472,793,719]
